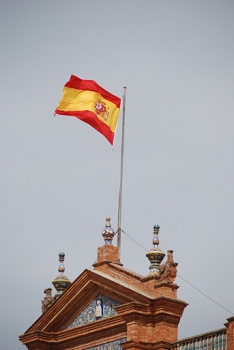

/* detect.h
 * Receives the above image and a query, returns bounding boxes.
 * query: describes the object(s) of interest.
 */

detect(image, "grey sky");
[1,1,234,349]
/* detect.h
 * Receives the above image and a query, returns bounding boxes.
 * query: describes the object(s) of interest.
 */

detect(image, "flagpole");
[117,87,126,260]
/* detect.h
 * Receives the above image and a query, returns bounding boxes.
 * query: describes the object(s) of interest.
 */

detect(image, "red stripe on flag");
[55,109,115,145]
[65,75,121,108]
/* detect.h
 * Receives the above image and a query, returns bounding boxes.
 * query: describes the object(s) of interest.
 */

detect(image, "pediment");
[25,268,148,334]
[20,262,187,350]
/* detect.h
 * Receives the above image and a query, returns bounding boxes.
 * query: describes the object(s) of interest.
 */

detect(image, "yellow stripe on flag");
[56,87,119,133]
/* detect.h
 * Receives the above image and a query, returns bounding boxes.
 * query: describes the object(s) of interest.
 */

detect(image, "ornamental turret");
[146,225,165,276]
[52,252,71,299]
[93,216,121,266]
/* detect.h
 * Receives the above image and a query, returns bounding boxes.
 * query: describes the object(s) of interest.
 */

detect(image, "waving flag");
[55,75,121,145]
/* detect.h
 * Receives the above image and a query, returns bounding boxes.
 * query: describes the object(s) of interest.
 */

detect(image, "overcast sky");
[1,1,234,349]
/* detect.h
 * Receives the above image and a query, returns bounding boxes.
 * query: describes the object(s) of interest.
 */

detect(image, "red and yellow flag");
[55,75,121,145]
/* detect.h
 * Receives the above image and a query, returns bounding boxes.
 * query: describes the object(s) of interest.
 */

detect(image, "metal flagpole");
[117,87,126,260]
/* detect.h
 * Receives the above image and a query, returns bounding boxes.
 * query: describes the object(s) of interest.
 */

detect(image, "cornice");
[20,315,126,349]
[121,340,171,350]
[116,301,183,326]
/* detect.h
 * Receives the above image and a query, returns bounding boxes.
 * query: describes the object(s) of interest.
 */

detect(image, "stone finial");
[159,250,178,283]
[41,288,54,313]
[102,216,115,244]
[52,252,71,300]
[146,225,165,276]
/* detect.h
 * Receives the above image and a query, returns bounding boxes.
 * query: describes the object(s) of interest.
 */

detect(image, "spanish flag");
[55,75,121,145]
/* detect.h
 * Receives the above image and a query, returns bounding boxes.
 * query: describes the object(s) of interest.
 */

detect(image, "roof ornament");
[52,252,71,299]
[159,250,178,283]
[102,216,115,244]
[146,225,165,276]
[41,288,54,313]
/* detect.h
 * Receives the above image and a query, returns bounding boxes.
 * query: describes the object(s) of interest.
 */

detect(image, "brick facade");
[19,244,188,349]
[225,316,234,350]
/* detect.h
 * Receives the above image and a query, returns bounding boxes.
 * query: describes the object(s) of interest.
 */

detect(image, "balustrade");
[170,328,226,350]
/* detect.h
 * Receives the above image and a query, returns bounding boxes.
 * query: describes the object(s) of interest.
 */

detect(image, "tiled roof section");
[90,268,154,299]
[109,263,145,280]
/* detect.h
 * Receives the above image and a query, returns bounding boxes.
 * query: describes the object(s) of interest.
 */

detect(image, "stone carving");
[159,250,178,283]
[41,288,54,313]
[87,338,126,350]
[66,293,121,329]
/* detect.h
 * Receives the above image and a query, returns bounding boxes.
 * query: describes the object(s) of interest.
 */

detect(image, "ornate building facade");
[19,217,234,350]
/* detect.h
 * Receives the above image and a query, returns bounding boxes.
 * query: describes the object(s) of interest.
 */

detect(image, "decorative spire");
[146,225,165,276]
[52,252,71,299]
[102,216,115,244]
[152,224,160,247]
[58,252,65,273]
